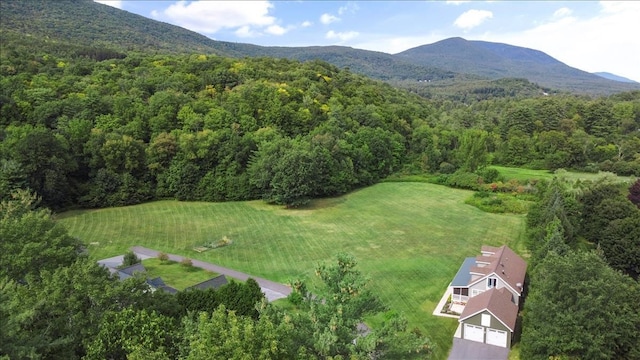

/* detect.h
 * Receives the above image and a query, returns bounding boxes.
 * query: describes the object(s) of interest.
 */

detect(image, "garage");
[464,324,484,343]
[486,328,508,347]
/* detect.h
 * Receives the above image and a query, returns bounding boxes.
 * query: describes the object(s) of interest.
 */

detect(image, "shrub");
[612,160,640,176]
[122,251,140,267]
[465,192,532,214]
[157,252,169,262]
[287,290,304,306]
[473,190,492,198]
[477,168,502,183]
[439,162,457,174]
[180,258,193,267]
[577,163,600,174]
[446,171,483,190]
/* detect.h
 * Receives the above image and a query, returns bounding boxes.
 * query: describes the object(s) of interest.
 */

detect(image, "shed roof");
[116,263,147,280]
[451,257,477,287]
[119,263,146,276]
[146,276,166,288]
[459,287,518,331]
[186,275,229,291]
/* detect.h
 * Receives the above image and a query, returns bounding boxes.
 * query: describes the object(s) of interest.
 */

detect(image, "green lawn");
[58,182,525,360]
[489,165,635,183]
[141,258,219,291]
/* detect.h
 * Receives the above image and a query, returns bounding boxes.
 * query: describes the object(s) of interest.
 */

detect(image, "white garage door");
[486,328,508,347]
[464,324,484,343]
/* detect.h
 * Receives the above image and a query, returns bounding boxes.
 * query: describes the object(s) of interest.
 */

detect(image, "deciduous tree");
[0,190,80,281]
[629,178,640,208]
[521,251,640,360]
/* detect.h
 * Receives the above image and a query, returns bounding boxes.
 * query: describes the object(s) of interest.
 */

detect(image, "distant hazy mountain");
[2,0,638,95]
[593,72,638,84]
[395,37,640,94]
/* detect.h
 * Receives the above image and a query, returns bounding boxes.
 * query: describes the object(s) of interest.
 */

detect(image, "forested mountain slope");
[594,71,639,83]
[3,0,639,95]
[0,0,243,55]
[396,37,640,94]
[0,0,454,81]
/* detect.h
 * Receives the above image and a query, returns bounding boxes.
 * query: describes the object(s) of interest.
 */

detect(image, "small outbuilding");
[185,274,229,291]
[458,287,518,348]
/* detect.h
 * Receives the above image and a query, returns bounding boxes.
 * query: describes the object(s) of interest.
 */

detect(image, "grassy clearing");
[464,192,533,214]
[489,165,635,183]
[141,258,219,291]
[58,182,525,360]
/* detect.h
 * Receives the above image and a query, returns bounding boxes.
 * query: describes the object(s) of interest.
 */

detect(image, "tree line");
[520,176,640,359]
[1,42,640,209]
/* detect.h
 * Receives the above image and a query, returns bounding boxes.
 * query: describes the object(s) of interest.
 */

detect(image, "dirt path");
[130,246,291,301]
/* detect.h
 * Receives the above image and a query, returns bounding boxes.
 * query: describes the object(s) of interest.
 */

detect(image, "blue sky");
[95,1,640,82]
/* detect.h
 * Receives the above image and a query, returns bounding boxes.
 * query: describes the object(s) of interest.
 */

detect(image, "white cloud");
[235,26,258,38]
[454,9,493,30]
[553,7,573,19]
[446,1,470,5]
[94,0,123,9]
[265,25,288,36]
[326,30,359,42]
[320,13,340,25]
[338,2,359,15]
[301,21,313,28]
[154,1,276,34]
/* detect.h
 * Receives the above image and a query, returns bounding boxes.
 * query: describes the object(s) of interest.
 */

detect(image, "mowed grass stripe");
[58,182,524,360]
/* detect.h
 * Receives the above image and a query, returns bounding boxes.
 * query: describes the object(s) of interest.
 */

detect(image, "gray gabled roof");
[459,287,518,331]
[115,263,147,280]
[468,245,527,296]
[451,257,477,287]
[160,285,179,294]
[119,263,146,276]
[146,276,166,288]
[145,277,179,294]
[186,275,228,291]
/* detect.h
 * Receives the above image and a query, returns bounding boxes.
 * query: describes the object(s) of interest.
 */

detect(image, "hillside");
[256,45,458,82]
[594,72,638,83]
[3,0,639,96]
[0,0,232,55]
[396,37,640,94]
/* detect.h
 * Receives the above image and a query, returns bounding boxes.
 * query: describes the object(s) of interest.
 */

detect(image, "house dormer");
[449,245,527,305]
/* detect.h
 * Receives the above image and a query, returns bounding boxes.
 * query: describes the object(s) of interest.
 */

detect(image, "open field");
[141,258,219,291]
[58,182,525,359]
[489,165,636,183]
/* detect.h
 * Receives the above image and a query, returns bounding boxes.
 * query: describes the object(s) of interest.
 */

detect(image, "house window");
[481,313,491,327]
[453,288,469,296]
[487,278,497,288]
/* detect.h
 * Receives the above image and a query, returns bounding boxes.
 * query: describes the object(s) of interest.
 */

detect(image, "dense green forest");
[520,176,640,359]
[1,34,640,209]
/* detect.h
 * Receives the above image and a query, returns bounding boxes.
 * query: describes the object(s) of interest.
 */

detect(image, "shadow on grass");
[296,196,347,211]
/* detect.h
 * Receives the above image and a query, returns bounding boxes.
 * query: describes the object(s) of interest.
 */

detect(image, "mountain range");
[593,72,638,84]
[2,0,639,95]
